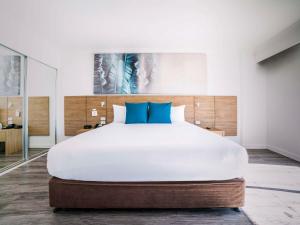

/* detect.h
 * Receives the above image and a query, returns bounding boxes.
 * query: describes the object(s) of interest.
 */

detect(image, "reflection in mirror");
[0,45,25,170]
[27,58,56,158]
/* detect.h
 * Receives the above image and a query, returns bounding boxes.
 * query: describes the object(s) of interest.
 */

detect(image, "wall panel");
[215,96,237,136]
[64,96,87,136]
[194,96,215,129]
[65,95,237,136]
[86,96,107,127]
[28,96,49,136]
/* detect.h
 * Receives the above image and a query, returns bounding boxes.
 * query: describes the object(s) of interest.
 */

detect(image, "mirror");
[0,44,25,170]
[27,58,56,158]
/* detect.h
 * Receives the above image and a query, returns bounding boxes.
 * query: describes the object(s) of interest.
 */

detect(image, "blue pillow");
[148,102,172,123]
[125,102,148,124]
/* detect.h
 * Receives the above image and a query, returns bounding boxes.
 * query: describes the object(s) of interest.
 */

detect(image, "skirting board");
[243,145,268,149]
[29,144,53,149]
[267,145,300,162]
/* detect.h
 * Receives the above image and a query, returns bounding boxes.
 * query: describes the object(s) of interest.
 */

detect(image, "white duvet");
[47,122,248,182]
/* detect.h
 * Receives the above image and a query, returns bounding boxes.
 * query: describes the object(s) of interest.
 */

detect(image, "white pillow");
[113,104,126,123]
[171,105,185,122]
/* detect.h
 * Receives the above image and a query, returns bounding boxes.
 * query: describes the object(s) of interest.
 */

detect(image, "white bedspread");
[47,122,248,182]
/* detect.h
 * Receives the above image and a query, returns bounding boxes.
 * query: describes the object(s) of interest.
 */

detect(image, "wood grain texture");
[215,96,237,136]
[64,95,237,136]
[0,97,8,125]
[205,128,225,136]
[171,96,194,123]
[86,96,107,127]
[194,96,215,128]
[64,96,87,136]
[107,96,149,123]
[77,128,94,135]
[0,131,5,141]
[28,97,49,136]
[0,129,22,155]
[7,97,22,125]
[106,96,193,123]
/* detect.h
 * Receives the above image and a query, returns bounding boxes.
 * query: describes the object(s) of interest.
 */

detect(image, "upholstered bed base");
[49,177,245,209]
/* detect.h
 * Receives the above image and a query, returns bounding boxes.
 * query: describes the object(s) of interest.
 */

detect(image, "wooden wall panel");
[28,96,49,136]
[5,129,22,155]
[64,95,237,137]
[64,96,87,136]
[215,96,237,136]
[171,96,194,123]
[194,96,215,129]
[0,97,8,125]
[7,97,23,125]
[106,95,192,123]
[86,96,107,127]
[106,96,174,123]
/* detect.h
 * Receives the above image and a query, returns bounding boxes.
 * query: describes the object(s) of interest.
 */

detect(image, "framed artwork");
[0,55,21,96]
[94,53,206,94]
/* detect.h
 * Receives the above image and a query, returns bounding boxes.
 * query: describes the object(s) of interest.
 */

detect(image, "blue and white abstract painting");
[94,53,207,94]
[94,53,156,94]
[0,56,21,96]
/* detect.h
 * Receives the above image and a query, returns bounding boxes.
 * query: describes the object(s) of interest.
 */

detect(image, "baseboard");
[243,145,267,149]
[29,144,51,149]
[267,145,300,162]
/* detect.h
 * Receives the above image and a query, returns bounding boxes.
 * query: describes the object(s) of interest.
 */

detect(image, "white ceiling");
[1,0,300,51]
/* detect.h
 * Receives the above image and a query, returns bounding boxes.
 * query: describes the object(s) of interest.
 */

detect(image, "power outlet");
[91,109,98,117]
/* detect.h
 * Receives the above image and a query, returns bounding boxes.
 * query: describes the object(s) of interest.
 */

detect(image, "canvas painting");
[94,53,207,94]
[0,55,21,96]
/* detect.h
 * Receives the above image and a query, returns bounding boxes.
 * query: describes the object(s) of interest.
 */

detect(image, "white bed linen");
[47,122,248,182]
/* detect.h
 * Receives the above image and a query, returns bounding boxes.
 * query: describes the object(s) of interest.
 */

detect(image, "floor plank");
[3,149,297,224]
[0,148,48,170]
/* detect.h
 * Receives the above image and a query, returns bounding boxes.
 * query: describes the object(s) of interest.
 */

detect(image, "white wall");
[255,20,300,62]
[0,5,60,68]
[27,58,57,148]
[240,49,267,149]
[1,0,300,155]
[56,43,265,146]
[262,44,300,161]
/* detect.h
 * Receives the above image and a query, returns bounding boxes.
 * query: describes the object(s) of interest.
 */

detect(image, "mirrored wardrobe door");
[26,58,57,159]
[0,44,26,171]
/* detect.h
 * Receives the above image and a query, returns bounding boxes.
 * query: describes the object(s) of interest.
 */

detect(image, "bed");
[47,122,248,209]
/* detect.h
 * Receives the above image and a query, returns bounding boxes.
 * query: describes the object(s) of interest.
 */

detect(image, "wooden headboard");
[64,95,237,136]
[106,96,195,123]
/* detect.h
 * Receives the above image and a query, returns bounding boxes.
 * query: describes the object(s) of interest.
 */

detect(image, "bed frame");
[49,177,244,209]
[53,95,243,210]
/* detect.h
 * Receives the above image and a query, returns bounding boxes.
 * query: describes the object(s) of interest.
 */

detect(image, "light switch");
[196,102,200,107]
[15,111,21,117]
[8,117,13,125]
[100,101,105,107]
[91,109,98,117]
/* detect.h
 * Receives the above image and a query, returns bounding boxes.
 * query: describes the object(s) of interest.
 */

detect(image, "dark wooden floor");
[247,149,299,166]
[2,149,297,225]
[0,148,48,170]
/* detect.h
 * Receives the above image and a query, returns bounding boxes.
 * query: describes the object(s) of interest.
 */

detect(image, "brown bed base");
[49,177,245,209]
